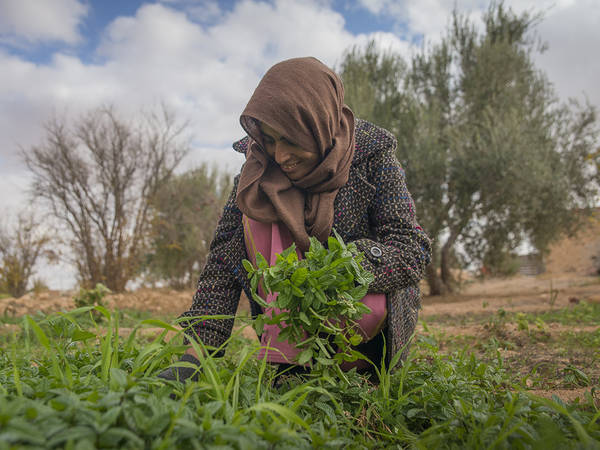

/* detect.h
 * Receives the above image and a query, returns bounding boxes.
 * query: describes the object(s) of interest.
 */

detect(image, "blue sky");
[0,0,598,289]
[2,0,402,64]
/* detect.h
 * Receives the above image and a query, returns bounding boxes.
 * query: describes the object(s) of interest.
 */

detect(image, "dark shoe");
[157,354,202,382]
[272,363,310,389]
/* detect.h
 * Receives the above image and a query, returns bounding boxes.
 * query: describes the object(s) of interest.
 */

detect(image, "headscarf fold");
[236,57,355,251]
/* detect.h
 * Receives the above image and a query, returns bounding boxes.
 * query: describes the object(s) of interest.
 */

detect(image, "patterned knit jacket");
[179,119,432,362]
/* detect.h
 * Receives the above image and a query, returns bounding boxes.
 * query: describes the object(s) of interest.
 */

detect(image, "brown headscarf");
[236,57,355,252]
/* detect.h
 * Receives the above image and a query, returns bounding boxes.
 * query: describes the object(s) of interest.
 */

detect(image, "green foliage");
[145,165,232,290]
[243,231,374,380]
[0,309,598,448]
[533,300,600,326]
[339,3,599,294]
[73,283,111,323]
[30,278,49,296]
[338,41,408,132]
[73,283,111,309]
[481,251,521,277]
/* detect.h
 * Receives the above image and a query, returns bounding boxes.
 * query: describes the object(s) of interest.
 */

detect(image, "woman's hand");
[185,345,202,360]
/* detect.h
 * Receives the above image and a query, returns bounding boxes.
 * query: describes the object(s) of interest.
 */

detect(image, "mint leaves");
[243,230,374,375]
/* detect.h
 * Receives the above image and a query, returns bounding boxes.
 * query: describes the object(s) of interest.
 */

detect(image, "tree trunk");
[440,240,454,292]
[440,221,466,293]
[425,263,445,296]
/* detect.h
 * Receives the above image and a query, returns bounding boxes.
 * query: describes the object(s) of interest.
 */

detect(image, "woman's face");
[259,122,320,180]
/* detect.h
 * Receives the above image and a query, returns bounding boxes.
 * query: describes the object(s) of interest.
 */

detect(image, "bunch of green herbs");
[243,231,374,376]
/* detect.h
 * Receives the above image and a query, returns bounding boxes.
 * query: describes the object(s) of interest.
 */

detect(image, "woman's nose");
[274,142,290,165]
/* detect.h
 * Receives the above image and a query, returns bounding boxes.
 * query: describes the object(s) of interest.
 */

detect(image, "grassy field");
[0,301,599,449]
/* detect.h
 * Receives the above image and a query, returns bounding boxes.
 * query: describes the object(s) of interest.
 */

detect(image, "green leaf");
[291,267,308,286]
[242,259,255,273]
[140,319,179,331]
[249,402,311,432]
[109,368,128,390]
[278,293,292,309]
[328,236,342,251]
[291,284,305,297]
[253,314,265,335]
[25,316,50,350]
[297,348,313,365]
[349,334,363,346]
[256,252,268,270]
[301,292,313,310]
[286,250,298,264]
[299,311,311,326]
[71,329,96,342]
[316,356,334,366]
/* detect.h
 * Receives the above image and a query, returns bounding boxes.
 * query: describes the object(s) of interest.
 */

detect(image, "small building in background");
[517,253,545,276]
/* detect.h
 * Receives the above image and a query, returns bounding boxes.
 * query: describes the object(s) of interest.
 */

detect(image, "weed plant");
[0,307,599,449]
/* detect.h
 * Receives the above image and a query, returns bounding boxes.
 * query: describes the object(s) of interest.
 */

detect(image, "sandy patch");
[526,387,598,406]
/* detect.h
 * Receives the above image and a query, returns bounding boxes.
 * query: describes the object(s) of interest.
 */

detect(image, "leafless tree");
[23,105,189,292]
[0,214,52,298]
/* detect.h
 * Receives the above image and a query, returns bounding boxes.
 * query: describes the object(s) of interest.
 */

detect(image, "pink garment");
[242,215,387,367]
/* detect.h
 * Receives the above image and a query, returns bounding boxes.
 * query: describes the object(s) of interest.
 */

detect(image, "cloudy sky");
[1,0,598,289]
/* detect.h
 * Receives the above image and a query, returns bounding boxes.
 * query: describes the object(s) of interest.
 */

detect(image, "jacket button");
[370,246,382,258]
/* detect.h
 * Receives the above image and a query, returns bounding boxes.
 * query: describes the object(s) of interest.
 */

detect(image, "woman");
[161,57,431,382]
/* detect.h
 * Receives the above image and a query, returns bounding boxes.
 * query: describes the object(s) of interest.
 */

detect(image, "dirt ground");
[421,273,600,316]
[0,288,194,318]
[2,273,597,324]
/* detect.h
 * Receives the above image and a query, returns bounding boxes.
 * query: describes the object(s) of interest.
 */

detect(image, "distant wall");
[545,208,600,276]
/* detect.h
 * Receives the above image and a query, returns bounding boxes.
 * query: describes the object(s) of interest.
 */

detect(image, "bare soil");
[422,273,600,316]
[0,288,193,318]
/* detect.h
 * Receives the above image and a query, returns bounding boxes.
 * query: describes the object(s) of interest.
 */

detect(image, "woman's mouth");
[281,161,299,172]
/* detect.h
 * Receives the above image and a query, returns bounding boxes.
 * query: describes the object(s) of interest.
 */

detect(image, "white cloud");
[531,0,600,107]
[0,0,88,45]
[355,0,600,107]
[0,0,409,172]
[355,0,486,41]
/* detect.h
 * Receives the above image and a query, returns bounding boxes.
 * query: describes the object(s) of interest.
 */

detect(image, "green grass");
[532,301,600,325]
[0,307,599,449]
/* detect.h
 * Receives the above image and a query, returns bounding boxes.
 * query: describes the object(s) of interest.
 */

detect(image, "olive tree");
[144,165,232,290]
[340,4,599,294]
[24,105,189,292]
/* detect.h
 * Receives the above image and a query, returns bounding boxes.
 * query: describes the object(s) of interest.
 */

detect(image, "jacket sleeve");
[353,140,431,293]
[178,173,246,349]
